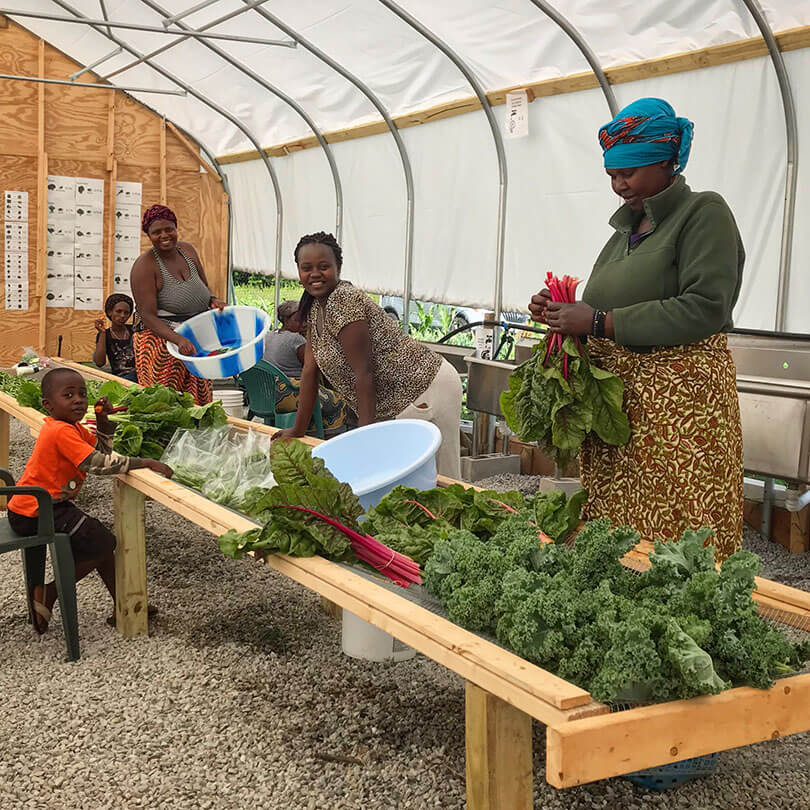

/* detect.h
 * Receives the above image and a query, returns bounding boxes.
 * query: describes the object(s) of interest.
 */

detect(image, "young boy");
[93,293,137,382]
[8,368,172,633]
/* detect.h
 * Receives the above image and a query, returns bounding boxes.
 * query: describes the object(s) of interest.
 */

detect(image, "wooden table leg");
[0,410,8,509]
[113,478,148,638]
[465,681,533,810]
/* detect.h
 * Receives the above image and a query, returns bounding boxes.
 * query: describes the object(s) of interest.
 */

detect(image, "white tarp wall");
[12,0,810,331]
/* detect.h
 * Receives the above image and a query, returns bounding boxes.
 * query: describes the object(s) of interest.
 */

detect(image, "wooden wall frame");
[0,16,229,365]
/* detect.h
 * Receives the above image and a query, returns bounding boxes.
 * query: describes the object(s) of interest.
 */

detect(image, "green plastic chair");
[0,469,80,661]
[239,359,325,439]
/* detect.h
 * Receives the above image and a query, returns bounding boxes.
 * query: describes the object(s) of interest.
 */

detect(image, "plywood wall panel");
[165,129,202,174]
[167,169,202,252]
[114,96,161,168]
[199,170,224,299]
[0,27,39,157]
[0,18,227,365]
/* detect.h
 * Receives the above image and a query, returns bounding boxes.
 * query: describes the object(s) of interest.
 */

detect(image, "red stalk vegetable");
[270,504,422,587]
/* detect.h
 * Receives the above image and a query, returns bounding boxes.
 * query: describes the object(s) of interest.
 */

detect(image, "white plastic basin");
[166,305,271,380]
[312,419,441,511]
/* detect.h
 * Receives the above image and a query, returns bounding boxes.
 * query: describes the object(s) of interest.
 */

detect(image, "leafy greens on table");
[0,372,227,460]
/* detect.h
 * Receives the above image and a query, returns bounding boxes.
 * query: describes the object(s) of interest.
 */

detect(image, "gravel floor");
[1,424,808,810]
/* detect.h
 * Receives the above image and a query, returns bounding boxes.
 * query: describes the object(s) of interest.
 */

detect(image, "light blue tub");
[312,419,442,511]
[166,305,271,379]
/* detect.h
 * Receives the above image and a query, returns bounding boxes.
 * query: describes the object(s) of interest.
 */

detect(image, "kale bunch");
[425,515,810,704]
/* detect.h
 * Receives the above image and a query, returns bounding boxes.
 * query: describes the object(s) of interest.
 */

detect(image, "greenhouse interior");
[1,2,810,808]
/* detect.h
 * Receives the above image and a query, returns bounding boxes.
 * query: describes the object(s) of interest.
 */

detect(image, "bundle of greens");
[500,275,630,466]
[0,371,44,412]
[219,440,421,585]
[362,483,586,567]
[103,382,227,459]
[424,518,810,703]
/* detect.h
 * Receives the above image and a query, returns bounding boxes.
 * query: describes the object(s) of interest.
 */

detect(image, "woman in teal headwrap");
[529,98,745,561]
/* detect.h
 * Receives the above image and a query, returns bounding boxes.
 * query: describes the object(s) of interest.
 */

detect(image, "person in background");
[263,299,350,436]
[263,299,306,377]
[93,293,138,383]
[529,98,744,561]
[274,232,463,478]
[8,368,173,633]
[130,204,226,405]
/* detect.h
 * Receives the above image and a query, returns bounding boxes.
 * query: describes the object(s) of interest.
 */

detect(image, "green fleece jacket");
[582,175,745,349]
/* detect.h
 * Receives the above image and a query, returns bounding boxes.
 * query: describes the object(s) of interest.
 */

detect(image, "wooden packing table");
[2,359,810,804]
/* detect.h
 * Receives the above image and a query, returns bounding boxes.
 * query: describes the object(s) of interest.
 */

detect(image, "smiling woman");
[130,204,228,405]
[275,232,463,478]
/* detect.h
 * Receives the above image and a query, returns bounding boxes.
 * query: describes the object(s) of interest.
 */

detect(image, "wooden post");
[789,503,810,554]
[105,94,117,303]
[0,410,8,509]
[159,117,167,204]
[465,682,533,810]
[113,478,148,638]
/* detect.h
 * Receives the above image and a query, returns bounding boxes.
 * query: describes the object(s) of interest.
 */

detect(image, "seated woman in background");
[275,232,463,478]
[264,299,350,436]
[263,299,306,376]
[130,205,226,405]
[93,293,138,382]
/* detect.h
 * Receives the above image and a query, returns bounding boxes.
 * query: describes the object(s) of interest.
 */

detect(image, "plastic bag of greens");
[230,429,276,513]
[201,441,243,506]
[162,426,230,491]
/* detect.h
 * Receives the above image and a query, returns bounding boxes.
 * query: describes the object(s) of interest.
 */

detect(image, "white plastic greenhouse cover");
[10,0,810,331]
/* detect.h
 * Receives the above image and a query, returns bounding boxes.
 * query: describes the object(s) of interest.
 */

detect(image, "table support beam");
[113,479,148,637]
[465,682,533,810]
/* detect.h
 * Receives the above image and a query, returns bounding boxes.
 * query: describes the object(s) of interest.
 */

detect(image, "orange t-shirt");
[8,418,96,517]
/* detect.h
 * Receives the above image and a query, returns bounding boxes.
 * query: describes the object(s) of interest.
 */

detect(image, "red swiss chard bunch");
[543,271,582,381]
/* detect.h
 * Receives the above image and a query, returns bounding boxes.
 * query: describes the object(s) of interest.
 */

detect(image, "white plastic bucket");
[341,609,415,662]
[313,420,441,663]
[215,388,247,419]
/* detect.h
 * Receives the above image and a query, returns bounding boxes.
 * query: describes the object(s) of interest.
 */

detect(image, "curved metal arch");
[526,0,617,116]
[738,0,798,332]
[376,0,508,330]
[45,0,285,323]
[135,0,345,320]
[240,2,417,333]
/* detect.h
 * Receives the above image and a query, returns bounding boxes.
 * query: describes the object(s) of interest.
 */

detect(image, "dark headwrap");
[142,204,178,234]
[598,98,694,173]
[104,292,133,316]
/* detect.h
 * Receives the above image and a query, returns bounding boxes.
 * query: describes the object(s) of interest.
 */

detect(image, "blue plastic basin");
[312,419,442,511]
[166,305,271,379]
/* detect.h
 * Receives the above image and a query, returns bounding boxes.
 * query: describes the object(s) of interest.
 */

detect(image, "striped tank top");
[153,246,212,324]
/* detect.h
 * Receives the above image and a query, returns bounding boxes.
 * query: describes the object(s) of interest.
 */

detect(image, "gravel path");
[1,424,808,810]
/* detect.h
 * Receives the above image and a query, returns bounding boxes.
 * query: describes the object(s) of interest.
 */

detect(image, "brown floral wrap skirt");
[579,334,743,562]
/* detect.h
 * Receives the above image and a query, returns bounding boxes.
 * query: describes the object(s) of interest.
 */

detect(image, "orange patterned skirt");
[580,334,743,562]
[133,328,212,406]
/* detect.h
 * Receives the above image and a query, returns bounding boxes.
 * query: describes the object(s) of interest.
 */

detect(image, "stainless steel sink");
[466,330,810,485]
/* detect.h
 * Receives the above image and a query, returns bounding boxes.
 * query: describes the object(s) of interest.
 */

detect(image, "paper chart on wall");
[46,176,75,204]
[3,197,29,311]
[113,181,142,297]
[4,221,27,253]
[4,191,28,222]
[75,178,105,207]
[45,175,105,309]
[45,275,74,308]
[3,191,29,310]
[74,289,103,310]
